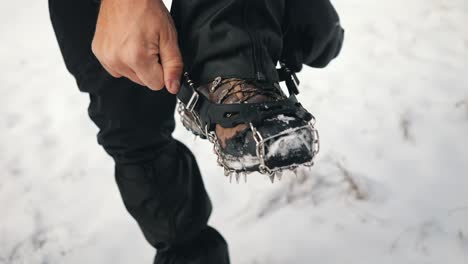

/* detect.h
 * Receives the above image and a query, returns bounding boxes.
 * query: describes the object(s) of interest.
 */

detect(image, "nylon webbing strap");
[176,66,312,129]
[177,82,202,112]
[277,66,300,95]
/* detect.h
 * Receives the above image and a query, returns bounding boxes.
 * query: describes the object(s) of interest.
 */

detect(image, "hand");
[92,0,183,93]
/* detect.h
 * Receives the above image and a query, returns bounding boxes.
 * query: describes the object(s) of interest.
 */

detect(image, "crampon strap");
[177,64,313,130]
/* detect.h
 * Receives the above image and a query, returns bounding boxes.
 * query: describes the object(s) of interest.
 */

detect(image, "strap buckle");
[291,71,300,87]
[186,91,199,112]
[279,62,300,95]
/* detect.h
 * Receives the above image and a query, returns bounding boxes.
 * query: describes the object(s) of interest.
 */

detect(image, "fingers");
[100,62,122,78]
[100,61,145,86]
[92,34,182,92]
[93,41,163,89]
[132,53,165,91]
[125,70,145,87]
[159,34,183,94]
[91,0,183,93]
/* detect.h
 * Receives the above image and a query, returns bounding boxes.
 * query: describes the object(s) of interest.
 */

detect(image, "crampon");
[177,64,320,183]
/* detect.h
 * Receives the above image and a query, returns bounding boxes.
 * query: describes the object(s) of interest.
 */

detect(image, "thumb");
[160,36,183,94]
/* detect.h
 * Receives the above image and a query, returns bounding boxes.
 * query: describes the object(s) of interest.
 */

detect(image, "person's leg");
[171,0,286,84]
[171,0,343,84]
[48,1,229,263]
[171,0,343,176]
[49,0,342,261]
[115,142,230,264]
[281,0,344,72]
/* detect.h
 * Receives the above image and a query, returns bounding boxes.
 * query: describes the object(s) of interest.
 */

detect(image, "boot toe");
[221,114,315,172]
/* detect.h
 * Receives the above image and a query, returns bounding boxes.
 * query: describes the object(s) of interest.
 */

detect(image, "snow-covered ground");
[1,0,467,263]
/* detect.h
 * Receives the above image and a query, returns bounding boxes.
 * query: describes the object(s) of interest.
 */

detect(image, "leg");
[282,0,344,72]
[49,0,342,261]
[171,0,285,83]
[171,0,343,83]
[48,1,229,263]
[115,142,230,264]
[170,0,343,175]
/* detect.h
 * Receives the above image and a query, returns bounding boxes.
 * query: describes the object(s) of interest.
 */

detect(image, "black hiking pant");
[48,0,343,263]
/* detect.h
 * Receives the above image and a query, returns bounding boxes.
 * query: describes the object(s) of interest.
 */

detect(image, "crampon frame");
[176,63,320,183]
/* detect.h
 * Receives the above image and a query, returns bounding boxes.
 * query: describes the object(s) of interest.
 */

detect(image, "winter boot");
[177,64,319,183]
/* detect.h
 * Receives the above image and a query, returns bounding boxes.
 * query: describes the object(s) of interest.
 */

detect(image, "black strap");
[277,64,300,95]
[177,66,312,130]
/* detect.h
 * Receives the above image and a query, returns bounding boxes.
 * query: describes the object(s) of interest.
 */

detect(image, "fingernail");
[168,80,180,94]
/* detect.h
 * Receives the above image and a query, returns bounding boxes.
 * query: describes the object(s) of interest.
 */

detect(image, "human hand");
[92,0,183,93]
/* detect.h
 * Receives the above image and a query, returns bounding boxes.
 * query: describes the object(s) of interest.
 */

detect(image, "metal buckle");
[279,62,300,95]
[186,91,199,112]
[291,72,300,87]
[279,62,300,86]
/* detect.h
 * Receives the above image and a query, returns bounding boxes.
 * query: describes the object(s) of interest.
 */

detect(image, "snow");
[1,0,468,263]
[271,114,296,124]
[223,153,259,171]
[265,126,312,158]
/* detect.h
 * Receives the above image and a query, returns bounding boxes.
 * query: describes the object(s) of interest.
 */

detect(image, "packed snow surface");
[1,0,468,263]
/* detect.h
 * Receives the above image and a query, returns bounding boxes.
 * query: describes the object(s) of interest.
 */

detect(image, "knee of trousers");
[73,59,178,164]
[114,141,213,249]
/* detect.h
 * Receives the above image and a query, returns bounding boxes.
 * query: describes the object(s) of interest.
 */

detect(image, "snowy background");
[1,0,468,263]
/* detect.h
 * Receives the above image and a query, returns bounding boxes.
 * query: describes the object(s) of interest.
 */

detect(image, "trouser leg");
[48,1,229,263]
[281,0,344,72]
[171,0,343,84]
[48,0,343,262]
[48,0,176,163]
[115,141,229,264]
[171,0,285,83]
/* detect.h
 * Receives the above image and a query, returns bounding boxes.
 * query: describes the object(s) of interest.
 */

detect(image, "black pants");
[48,0,343,263]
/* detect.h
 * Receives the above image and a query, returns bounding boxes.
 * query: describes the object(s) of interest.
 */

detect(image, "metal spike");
[224,168,229,177]
[294,168,298,178]
[235,172,240,184]
[229,173,233,183]
[243,172,247,183]
[276,170,283,181]
[269,174,275,183]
